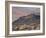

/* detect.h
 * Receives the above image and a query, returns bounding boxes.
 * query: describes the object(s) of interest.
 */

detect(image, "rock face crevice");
[12,14,40,31]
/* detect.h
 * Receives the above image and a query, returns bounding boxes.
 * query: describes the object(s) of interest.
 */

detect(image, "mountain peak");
[13,14,40,25]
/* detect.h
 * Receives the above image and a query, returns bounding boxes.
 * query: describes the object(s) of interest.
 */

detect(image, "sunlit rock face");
[12,14,40,31]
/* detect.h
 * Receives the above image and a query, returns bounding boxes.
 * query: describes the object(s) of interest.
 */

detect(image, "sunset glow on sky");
[15,9,31,17]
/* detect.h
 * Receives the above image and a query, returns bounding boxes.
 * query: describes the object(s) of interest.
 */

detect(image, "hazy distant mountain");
[12,14,40,31]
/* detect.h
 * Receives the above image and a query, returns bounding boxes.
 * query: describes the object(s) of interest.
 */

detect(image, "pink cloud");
[15,9,30,18]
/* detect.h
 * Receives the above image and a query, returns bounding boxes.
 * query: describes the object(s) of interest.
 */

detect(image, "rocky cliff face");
[12,14,40,31]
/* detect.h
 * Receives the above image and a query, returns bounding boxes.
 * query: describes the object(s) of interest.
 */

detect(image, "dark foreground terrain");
[12,14,40,31]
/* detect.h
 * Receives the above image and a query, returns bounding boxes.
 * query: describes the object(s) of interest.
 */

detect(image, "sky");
[12,7,40,22]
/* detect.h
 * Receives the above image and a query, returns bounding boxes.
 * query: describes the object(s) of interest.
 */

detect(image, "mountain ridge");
[12,14,40,31]
[12,14,40,25]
